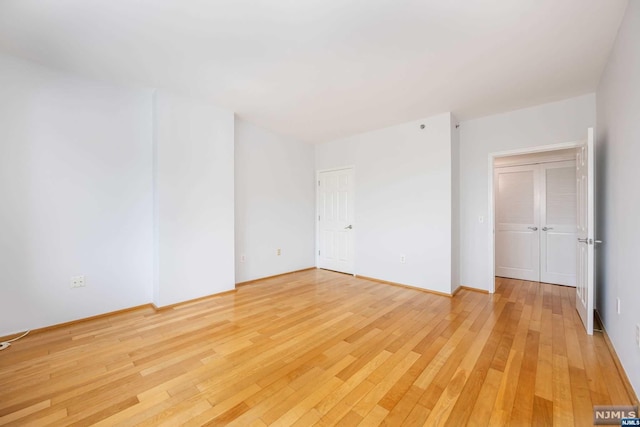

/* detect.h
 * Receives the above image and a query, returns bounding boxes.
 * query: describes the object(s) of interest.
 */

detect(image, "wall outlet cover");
[71,275,85,288]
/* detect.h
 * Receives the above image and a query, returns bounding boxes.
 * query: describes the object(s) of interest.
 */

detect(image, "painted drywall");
[0,54,153,336]
[315,113,455,294]
[596,0,640,397]
[234,119,315,283]
[153,91,235,307]
[458,94,596,291]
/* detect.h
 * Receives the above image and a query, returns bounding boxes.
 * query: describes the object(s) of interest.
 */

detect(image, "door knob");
[577,238,602,245]
[344,225,353,230]
[542,227,554,231]
[527,226,538,231]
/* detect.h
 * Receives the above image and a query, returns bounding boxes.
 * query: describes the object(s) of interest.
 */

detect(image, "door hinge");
[318,215,320,221]
[318,180,320,186]
[318,250,320,255]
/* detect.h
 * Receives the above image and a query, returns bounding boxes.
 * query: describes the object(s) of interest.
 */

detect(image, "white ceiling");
[0,0,628,143]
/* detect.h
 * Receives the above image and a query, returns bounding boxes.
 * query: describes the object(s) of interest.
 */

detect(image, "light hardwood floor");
[0,269,635,426]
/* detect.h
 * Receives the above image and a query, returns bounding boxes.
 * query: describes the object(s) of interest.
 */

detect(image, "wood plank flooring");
[0,269,635,426]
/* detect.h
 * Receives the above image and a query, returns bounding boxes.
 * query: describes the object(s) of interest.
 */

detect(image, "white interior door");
[495,165,540,281]
[576,129,595,335]
[540,160,577,286]
[318,168,354,274]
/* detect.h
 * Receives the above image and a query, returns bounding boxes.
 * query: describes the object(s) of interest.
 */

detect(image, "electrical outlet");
[617,297,621,315]
[636,324,640,349]
[240,254,246,263]
[71,275,85,288]
[276,248,281,256]
[400,254,406,264]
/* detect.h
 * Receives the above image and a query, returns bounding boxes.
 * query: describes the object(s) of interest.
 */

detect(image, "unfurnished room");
[0,0,639,425]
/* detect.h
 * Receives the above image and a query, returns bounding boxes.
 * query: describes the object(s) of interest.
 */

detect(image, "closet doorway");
[494,149,577,286]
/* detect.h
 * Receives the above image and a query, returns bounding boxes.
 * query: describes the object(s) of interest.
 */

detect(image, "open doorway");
[487,140,583,294]
[487,131,596,334]
[493,149,577,286]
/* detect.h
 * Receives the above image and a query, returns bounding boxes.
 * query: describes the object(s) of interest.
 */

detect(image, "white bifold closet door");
[495,165,541,281]
[495,161,576,286]
[540,161,577,286]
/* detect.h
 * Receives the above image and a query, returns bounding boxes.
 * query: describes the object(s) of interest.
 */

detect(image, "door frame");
[315,166,356,274]
[487,141,583,293]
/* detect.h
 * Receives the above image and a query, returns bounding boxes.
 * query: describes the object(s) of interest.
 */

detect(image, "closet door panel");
[494,165,540,281]
[540,161,577,286]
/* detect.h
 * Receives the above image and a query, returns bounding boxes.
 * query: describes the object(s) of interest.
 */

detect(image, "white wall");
[596,0,640,397]
[0,54,153,336]
[458,94,596,291]
[234,119,315,283]
[153,91,235,307]
[316,113,455,294]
